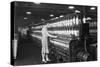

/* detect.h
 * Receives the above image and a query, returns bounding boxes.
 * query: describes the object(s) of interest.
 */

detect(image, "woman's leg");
[45,53,50,61]
[42,53,45,61]
[41,46,47,62]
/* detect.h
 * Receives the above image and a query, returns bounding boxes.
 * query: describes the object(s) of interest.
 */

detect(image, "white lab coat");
[41,25,56,54]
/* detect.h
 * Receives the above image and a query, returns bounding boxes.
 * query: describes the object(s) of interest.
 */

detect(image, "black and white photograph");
[11,1,97,66]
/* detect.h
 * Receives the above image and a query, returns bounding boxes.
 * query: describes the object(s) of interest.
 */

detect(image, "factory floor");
[13,35,97,66]
[14,37,42,66]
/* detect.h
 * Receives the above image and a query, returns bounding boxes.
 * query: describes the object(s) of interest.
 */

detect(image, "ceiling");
[13,1,97,28]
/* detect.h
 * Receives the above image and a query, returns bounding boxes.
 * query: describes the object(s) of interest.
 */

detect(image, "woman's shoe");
[46,58,51,62]
[42,59,47,63]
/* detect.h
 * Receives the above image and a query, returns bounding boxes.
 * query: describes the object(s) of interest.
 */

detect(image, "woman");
[41,24,57,63]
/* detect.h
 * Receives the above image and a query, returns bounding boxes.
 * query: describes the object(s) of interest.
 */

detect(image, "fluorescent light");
[26,12,32,15]
[90,7,96,10]
[68,6,74,9]
[55,17,59,19]
[50,14,54,17]
[24,17,28,20]
[41,19,45,21]
[60,15,64,17]
[86,17,91,20]
[75,10,80,13]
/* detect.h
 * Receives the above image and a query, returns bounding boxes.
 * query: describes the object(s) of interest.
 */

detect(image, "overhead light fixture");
[90,7,96,10]
[55,17,59,19]
[60,15,64,17]
[75,10,80,13]
[26,12,32,15]
[41,19,45,21]
[50,14,54,17]
[86,17,91,20]
[68,6,75,9]
[24,17,28,20]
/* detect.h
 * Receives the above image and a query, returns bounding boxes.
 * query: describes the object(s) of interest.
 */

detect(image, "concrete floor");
[15,37,42,66]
